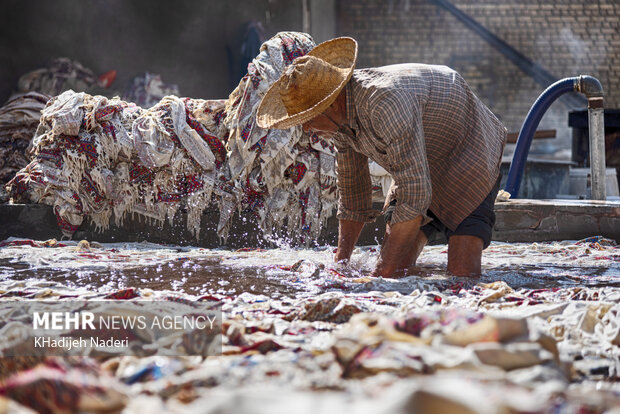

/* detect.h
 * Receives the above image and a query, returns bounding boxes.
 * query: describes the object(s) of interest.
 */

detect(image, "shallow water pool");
[0,238,617,299]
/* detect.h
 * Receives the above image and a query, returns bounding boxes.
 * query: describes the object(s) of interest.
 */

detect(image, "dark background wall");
[1,0,618,155]
[0,0,304,102]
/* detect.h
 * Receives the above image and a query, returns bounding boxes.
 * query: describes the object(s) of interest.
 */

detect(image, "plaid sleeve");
[369,91,432,225]
[335,140,380,223]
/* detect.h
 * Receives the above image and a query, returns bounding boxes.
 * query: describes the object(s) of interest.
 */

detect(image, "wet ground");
[0,237,618,413]
[1,239,618,297]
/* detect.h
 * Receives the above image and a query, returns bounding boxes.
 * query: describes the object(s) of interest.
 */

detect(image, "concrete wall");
[336,0,620,155]
[0,0,306,102]
[310,0,337,43]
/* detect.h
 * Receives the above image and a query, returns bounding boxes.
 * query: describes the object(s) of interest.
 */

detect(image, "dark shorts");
[384,177,501,249]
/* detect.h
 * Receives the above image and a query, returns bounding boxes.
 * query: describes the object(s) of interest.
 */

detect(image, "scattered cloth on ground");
[0,238,618,413]
[0,360,128,413]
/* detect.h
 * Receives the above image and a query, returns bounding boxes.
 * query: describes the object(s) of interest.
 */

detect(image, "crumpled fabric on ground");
[118,378,620,414]
[0,360,127,414]
[0,238,618,412]
[122,73,181,109]
[0,92,52,202]
[294,295,365,323]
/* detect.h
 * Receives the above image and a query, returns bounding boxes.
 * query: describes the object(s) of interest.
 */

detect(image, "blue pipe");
[504,77,579,197]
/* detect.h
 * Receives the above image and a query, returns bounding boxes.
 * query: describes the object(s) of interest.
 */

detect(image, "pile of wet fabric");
[15,57,110,98]
[123,73,181,109]
[6,32,341,244]
[0,92,51,202]
[0,237,618,413]
[223,31,337,241]
[0,58,184,204]
[0,58,113,203]
[6,90,231,238]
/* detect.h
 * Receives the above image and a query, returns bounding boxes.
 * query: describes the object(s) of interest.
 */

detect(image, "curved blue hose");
[504,77,578,197]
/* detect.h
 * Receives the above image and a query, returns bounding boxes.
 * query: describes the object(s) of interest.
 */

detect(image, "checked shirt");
[332,63,507,230]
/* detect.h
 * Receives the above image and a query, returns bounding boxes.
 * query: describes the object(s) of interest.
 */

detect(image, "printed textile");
[0,92,51,202]
[123,73,181,109]
[1,57,115,202]
[7,90,228,239]
[5,32,346,244]
[224,31,339,242]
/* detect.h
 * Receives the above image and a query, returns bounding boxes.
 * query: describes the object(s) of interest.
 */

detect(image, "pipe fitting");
[577,75,604,98]
[577,75,604,108]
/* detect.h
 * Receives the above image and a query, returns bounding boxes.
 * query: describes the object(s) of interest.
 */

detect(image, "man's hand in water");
[335,220,365,263]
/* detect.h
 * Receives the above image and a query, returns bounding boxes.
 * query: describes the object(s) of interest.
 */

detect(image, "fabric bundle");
[0,57,113,203]
[123,73,181,109]
[0,92,51,202]
[7,91,229,238]
[5,32,347,244]
[16,57,106,97]
[224,31,339,242]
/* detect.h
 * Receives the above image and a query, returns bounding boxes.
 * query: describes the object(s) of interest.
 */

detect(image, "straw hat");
[256,37,358,130]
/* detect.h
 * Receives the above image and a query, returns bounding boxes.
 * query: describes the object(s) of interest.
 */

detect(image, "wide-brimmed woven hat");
[256,37,358,130]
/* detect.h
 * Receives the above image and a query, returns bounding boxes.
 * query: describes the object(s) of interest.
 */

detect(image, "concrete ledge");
[0,200,618,247]
[493,199,620,242]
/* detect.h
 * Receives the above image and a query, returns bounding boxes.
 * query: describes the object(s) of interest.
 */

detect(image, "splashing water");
[0,237,617,299]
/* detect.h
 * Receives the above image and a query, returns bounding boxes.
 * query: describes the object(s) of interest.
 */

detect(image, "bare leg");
[447,235,483,276]
[381,222,428,268]
[376,220,426,277]
[409,230,428,266]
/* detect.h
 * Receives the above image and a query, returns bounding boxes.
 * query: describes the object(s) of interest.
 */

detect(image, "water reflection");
[0,251,617,299]
[0,257,302,297]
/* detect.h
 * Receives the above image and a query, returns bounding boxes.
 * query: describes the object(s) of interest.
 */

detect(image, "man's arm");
[371,216,423,278]
[333,144,377,263]
[335,219,365,262]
